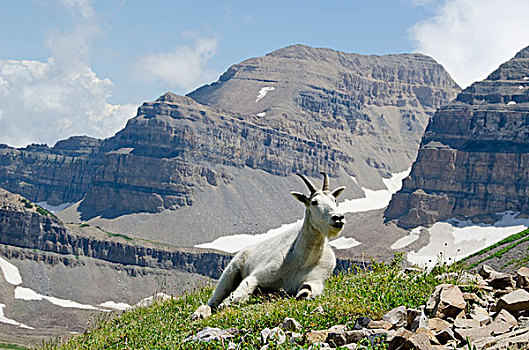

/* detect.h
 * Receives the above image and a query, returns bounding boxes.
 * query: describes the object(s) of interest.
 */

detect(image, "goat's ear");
[332,186,346,198]
[291,192,309,205]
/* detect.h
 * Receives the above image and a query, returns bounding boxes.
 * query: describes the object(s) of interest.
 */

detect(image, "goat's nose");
[332,214,345,222]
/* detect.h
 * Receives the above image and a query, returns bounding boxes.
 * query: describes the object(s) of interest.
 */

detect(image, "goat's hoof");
[295,289,312,300]
[191,304,212,320]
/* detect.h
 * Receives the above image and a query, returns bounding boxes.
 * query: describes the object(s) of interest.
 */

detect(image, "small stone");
[470,305,492,326]
[516,267,529,289]
[478,264,501,279]
[281,317,302,332]
[367,320,392,330]
[306,330,329,344]
[415,327,440,345]
[288,332,303,345]
[497,289,529,313]
[453,318,480,329]
[435,327,456,345]
[388,328,413,350]
[488,274,514,290]
[260,327,285,345]
[494,309,517,327]
[190,327,239,342]
[435,285,466,319]
[427,318,451,333]
[402,333,433,350]
[383,306,407,329]
[328,324,347,332]
[353,316,372,330]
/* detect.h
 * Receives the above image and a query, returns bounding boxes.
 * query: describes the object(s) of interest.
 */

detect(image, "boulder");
[388,328,414,350]
[353,316,372,330]
[306,330,329,344]
[488,274,514,290]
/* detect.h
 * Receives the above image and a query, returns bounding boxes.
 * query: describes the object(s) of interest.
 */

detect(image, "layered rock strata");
[386,46,529,228]
[0,45,459,235]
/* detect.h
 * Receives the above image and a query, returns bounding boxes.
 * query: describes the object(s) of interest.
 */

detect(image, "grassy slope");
[458,228,529,270]
[43,255,462,350]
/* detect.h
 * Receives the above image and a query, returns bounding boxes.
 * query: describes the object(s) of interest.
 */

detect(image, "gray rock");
[281,317,302,332]
[189,327,239,342]
[431,285,466,319]
[494,309,518,327]
[470,305,492,326]
[516,266,529,289]
[260,327,286,345]
[497,289,529,313]
[383,306,407,329]
[411,310,428,332]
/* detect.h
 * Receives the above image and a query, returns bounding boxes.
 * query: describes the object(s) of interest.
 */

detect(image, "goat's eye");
[311,200,318,206]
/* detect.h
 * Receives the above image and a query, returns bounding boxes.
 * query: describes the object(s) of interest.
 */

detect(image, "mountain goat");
[192,172,346,320]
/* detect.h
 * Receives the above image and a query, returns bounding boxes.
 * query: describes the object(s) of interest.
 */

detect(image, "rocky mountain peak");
[386,46,529,228]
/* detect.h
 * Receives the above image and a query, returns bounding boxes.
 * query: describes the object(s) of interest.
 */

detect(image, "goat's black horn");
[296,173,316,194]
[321,172,329,191]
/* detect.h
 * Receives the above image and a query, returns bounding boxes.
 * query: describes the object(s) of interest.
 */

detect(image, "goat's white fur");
[192,173,346,320]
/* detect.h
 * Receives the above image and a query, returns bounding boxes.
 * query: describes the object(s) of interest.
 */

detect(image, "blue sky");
[1,0,529,147]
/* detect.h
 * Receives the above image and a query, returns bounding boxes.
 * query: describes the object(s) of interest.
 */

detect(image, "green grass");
[458,228,529,268]
[42,255,461,350]
[0,342,27,350]
[95,226,134,242]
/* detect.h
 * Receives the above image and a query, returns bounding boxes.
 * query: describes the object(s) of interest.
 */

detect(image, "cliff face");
[0,187,232,278]
[79,45,458,218]
[0,45,459,239]
[386,46,529,228]
[0,136,100,206]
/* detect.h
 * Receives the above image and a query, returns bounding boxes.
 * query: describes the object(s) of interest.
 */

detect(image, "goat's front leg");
[219,275,258,309]
[295,281,324,300]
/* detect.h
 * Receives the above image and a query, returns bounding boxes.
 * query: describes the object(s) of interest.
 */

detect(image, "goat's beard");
[326,227,342,239]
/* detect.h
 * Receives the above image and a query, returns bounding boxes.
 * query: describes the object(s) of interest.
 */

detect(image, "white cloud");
[0,0,136,147]
[0,58,136,147]
[136,33,219,92]
[410,0,529,88]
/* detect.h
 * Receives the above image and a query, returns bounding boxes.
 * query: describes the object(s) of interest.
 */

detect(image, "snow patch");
[507,101,517,105]
[407,211,529,268]
[0,304,33,329]
[329,237,361,249]
[0,256,22,285]
[256,112,266,117]
[196,220,302,253]
[519,85,525,90]
[196,168,411,253]
[100,301,132,311]
[255,87,275,102]
[524,76,529,80]
[36,201,74,213]
[391,227,421,249]
[14,287,99,310]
